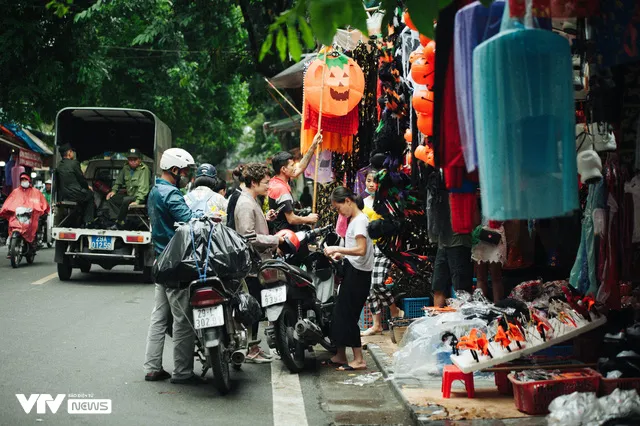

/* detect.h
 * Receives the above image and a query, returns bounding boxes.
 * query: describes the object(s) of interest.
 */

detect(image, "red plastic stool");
[441,365,475,398]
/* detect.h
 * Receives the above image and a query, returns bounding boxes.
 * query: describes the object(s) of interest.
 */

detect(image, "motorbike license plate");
[261,285,287,307]
[89,236,114,251]
[193,305,224,330]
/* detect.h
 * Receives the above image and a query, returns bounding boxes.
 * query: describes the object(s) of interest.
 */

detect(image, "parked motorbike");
[8,207,37,268]
[258,225,340,373]
[35,214,52,249]
[189,276,258,394]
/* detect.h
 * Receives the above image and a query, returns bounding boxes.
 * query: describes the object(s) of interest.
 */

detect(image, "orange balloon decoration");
[426,150,434,167]
[404,128,412,142]
[423,60,435,89]
[424,41,436,64]
[417,113,433,136]
[412,89,434,115]
[419,34,432,47]
[411,58,430,85]
[403,11,417,31]
[304,52,365,117]
[414,145,429,162]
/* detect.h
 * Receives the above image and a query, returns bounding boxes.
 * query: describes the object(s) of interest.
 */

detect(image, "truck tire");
[57,260,72,281]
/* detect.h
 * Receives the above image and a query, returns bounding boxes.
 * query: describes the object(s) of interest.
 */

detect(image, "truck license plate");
[261,285,287,307]
[89,236,114,251]
[193,305,224,330]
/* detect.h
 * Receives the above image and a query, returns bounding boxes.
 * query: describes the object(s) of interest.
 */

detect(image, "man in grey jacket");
[234,162,283,363]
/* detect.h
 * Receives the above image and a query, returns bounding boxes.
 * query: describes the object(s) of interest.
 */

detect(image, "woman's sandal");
[336,364,367,371]
[360,328,383,337]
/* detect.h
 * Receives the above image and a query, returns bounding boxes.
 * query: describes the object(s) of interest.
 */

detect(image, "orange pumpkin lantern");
[417,113,433,136]
[419,34,432,47]
[414,145,429,162]
[411,58,429,85]
[424,41,436,64]
[304,52,365,117]
[426,149,434,167]
[409,47,424,64]
[403,11,417,31]
[404,128,412,142]
[412,89,434,115]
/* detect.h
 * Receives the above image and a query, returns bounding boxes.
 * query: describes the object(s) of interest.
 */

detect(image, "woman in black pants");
[323,187,374,371]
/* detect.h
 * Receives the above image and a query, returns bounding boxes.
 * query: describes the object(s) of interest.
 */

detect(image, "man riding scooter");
[0,173,49,262]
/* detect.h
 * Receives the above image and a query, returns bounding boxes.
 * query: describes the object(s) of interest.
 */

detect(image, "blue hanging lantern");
[472,9,577,220]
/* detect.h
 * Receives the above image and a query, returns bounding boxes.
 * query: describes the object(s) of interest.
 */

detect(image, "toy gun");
[507,322,525,349]
[494,325,512,352]
[441,332,460,356]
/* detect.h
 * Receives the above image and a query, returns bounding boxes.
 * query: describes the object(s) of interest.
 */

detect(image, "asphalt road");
[0,248,412,426]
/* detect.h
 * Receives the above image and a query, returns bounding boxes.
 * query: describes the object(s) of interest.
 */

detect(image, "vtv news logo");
[16,394,112,414]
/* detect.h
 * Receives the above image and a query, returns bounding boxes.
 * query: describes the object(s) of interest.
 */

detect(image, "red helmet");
[276,229,300,255]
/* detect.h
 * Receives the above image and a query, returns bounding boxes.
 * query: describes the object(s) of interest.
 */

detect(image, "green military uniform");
[109,149,151,228]
[112,162,151,204]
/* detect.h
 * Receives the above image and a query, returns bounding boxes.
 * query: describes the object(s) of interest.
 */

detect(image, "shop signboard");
[18,148,42,168]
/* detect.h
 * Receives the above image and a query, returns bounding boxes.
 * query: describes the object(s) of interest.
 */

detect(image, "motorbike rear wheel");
[9,236,22,268]
[275,303,306,373]
[208,343,231,395]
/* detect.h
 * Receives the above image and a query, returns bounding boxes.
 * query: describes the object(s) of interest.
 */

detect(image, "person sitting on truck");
[106,148,151,230]
[184,163,227,218]
[143,147,205,385]
[55,143,95,226]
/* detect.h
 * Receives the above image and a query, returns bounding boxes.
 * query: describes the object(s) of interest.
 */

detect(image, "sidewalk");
[363,334,547,426]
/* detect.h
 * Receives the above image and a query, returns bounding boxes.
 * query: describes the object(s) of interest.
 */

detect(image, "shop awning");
[269,54,316,89]
[2,123,53,156]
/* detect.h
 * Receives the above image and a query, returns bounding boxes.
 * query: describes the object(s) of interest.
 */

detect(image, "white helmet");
[160,148,195,171]
[45,179,52,185]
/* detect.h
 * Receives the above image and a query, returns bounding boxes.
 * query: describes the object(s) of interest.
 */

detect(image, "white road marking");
[271,361,308,426]
[31,272,58,285]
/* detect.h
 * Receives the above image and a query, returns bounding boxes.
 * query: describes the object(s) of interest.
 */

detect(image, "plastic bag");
[232,292,262,327]
[392,312,488,378]
[547,389,640,426]
[153,217,253,287]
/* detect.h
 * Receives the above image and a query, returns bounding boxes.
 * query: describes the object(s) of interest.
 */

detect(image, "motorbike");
[258,225,341,373]
[8,207,37,268]
[35,214,52,249]
[0,193,8,246]
[189,275,258,394]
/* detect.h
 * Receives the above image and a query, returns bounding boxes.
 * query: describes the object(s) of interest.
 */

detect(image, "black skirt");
[331,260,372,348]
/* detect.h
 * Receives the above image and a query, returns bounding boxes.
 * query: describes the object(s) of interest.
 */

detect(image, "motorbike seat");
[262,259,314,284]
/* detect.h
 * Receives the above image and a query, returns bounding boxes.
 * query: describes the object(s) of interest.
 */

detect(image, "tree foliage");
[0,0,254,164]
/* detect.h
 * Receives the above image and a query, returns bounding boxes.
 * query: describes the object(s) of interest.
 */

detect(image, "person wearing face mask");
[143,147,206,385]
[55,143,95,226]
[105,148,151,230]
[0,173,49,254]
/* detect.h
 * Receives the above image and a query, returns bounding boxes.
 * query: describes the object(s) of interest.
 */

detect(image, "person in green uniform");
[106,148,151,229]
[42,179,52,205]
[55,143,95,226]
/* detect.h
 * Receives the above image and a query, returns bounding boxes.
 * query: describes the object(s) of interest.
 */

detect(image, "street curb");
[367,343,424,425]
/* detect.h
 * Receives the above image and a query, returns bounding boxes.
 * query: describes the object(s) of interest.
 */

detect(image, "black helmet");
[196,163,217,179]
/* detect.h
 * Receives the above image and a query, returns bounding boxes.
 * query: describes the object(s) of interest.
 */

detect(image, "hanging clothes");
[570,179,606,296]
[454,0,505,172]
[625,175,640,243]
[598,157,621,309]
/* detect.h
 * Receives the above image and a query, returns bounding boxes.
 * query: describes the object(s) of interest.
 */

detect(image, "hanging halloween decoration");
[424,41,436,63]
[404,128,412,142]
[417,113,433,136]
[411,58,435,89]
[412,89,434,115]
[403,10,417,31]
[414,144,430,162]
[419,34,431,47]
[304,52,365,117]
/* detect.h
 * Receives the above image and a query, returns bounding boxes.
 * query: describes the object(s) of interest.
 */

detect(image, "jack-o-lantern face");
[304,53,365,117]
[411,58,435,89]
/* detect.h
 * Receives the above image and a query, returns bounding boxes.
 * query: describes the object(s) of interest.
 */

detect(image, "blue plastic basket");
[401,297,431,319]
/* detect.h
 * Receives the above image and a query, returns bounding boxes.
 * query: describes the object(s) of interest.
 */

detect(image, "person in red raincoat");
[0,173,49,246]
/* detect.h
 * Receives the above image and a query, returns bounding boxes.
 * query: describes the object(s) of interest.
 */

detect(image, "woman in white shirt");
[323,187,374,371]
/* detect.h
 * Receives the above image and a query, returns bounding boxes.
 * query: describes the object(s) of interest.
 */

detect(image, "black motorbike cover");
[232,292,262,327]
[152,217,253,287]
